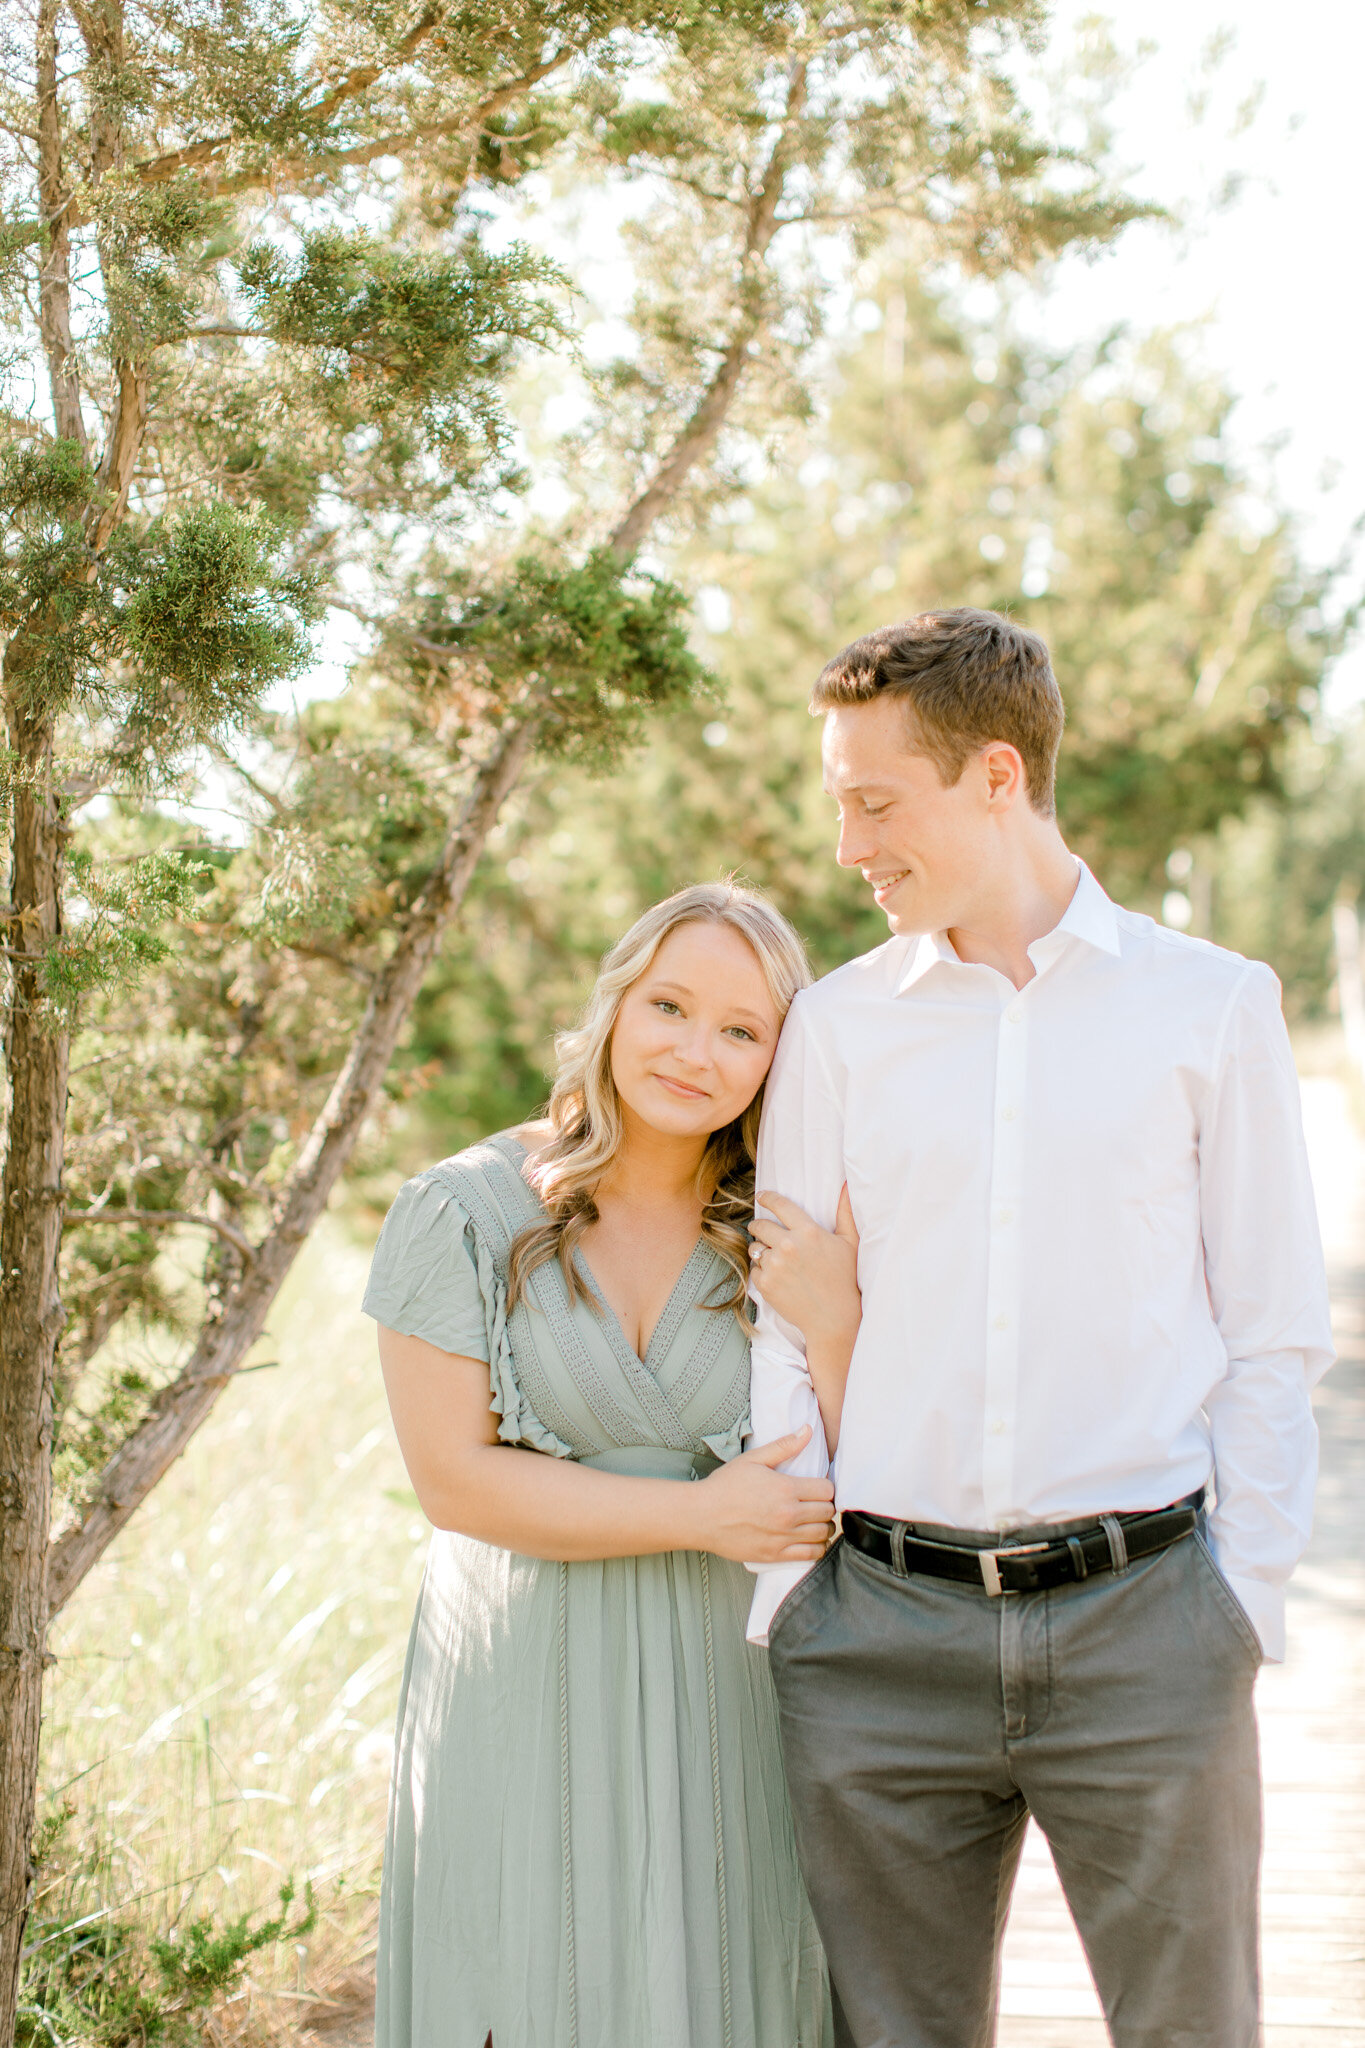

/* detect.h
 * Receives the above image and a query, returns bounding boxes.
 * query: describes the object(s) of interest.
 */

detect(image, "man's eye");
[865,803,892,819]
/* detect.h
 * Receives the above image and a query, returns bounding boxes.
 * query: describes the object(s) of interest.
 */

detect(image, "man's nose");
[836,817,875,870]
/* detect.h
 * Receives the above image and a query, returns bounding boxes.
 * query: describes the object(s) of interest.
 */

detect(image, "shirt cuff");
[745,1560,815,1647]
[1221,1571,1284,1664]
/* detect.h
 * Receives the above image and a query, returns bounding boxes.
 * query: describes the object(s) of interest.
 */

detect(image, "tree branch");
[208,743,289,821]
[86,357,148,554]
[62,1207,257,1263]
[607,58,806,563]
[35,0,85,451]
[45,709,538,1614]
[283,938,375,984]
[132,47,570,199]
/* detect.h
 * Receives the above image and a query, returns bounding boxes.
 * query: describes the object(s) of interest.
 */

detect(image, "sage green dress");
[363,1134,831,2048]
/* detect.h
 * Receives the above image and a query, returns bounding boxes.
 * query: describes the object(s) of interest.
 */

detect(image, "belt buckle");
[979,1539,1051,1597]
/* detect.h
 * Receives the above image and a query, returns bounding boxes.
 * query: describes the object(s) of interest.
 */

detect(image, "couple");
[364,607,1332,2048]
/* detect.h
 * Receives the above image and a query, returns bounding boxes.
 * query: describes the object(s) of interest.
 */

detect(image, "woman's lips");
[652,1073,709,1099]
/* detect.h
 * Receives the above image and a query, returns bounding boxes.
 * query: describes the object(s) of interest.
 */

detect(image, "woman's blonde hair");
[507,881,812,1317]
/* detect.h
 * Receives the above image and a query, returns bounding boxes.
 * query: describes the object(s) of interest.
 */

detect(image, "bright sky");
[1040,0,1364,707]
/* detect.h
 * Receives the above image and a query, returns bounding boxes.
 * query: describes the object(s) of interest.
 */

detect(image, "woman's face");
[609,921,783,1142]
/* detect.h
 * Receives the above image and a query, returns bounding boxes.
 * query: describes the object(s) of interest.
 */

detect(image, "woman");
[365,883,861,2048]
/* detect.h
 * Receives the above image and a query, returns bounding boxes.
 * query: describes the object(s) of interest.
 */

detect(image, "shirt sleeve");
[1199,962,1334,1661]
[361,1174,491,1362]
[745,992,849,1646]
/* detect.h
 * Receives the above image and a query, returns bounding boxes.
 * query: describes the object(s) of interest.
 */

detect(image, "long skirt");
[376,1530,832,2048]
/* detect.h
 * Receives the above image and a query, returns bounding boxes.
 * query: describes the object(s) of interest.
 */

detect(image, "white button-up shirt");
[746,865,1333,1660]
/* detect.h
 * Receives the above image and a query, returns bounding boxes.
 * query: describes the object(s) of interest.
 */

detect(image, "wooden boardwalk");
[998,1074,1365,2046]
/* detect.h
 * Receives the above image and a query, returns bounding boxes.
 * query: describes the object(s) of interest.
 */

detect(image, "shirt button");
[996,1207,1014,1227]
[1001,1106,1017,1122]
[989,1418,1006,1436]
[1007,1004,1023,1024]
[993,1312,1009,1330]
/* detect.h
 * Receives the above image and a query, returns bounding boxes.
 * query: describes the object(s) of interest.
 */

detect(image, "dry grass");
[39,1210,415,2045]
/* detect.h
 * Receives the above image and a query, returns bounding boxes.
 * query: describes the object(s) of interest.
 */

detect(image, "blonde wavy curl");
[507,882,813,1318]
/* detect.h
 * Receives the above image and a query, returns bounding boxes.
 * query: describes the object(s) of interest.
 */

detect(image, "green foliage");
[40,850,210,1024]
[237,231,570,486]
[116,504,318,738]
[95,174,232,355]
[0,460,316,735]
[1205,723,1365,1019]
[18,1825,315,2048]
[411,547,712,762]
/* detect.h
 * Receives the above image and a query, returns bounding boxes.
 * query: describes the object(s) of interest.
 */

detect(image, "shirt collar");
[894,861,1121,997]
[1032,861,1122,963]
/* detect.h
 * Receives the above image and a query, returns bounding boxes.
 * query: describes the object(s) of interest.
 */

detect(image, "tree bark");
[0,6,79,2031]
[35,0,84,453]
[0,695,70,2043]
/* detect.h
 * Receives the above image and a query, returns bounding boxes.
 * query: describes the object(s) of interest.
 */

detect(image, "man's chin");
[881,888,937,936]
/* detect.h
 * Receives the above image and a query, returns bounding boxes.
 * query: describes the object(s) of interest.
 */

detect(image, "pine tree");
[1,4,1142,2028]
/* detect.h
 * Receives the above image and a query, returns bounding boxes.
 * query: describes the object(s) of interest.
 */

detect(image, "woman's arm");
[378,1325,835,1564]
[749,1186,861,1454]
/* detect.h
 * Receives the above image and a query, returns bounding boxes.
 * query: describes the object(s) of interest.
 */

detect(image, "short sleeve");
[362,1175,491,1362]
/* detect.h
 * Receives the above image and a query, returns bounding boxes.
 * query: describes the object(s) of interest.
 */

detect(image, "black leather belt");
[842,1493,1203,1597]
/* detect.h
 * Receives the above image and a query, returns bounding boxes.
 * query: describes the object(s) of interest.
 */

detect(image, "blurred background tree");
[385,267,1352,1167]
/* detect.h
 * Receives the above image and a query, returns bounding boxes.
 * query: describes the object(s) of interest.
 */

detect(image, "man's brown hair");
[810,607,1065,816]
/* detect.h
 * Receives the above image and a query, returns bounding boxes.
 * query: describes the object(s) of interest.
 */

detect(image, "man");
[745,608,1333,2048]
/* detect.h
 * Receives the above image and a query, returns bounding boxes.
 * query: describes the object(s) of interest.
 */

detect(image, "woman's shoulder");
[399,1126,545,1223]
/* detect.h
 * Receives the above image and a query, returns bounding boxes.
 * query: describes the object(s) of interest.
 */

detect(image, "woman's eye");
[726,1026,756,1042]
[654,999,682,1016]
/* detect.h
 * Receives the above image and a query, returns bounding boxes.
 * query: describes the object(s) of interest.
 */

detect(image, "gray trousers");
[767,1515,1263,2048]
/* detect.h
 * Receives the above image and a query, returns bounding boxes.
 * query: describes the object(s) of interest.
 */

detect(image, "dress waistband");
[577,1446,720,1482]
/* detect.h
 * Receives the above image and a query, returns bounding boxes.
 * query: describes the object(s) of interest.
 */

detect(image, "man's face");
[822,696,998,935]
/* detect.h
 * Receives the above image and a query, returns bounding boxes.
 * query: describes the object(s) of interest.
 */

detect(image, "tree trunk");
[0,702,70,2045]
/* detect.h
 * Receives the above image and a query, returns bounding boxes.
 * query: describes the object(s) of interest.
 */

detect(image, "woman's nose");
[672,1027,712,1070]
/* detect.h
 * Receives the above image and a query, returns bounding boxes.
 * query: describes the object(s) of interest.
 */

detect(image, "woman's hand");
[749,1187,861,1454]
[749,1186,861,1353]
[690,1425,836,1563]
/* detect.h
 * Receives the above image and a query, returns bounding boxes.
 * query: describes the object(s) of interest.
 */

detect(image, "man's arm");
[746,992,848,1644]
[1199,962,1335,1662]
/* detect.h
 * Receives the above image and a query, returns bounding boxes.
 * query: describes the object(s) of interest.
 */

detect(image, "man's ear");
[981,741,1027,809]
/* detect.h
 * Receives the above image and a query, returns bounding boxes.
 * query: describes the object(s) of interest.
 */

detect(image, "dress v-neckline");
[493,1131,714,1373]
[574,1236,714,1372]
